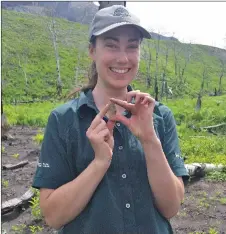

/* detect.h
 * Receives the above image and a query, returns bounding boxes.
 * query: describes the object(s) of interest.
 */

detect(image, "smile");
[110,68,130,74]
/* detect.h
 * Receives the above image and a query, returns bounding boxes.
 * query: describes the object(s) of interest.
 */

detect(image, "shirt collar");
[77,85,133,112]
[77,85,160,120]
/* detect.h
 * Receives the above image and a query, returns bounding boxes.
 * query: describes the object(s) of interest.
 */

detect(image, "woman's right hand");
[86,103,115,167]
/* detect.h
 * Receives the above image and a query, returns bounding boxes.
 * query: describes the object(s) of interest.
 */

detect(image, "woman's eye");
[128,45,139,49]
[106,44,117,49]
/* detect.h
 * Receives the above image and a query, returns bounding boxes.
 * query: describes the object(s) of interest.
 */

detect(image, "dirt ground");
[1,126,226,234]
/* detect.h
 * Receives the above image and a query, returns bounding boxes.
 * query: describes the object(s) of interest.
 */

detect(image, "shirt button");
[126,203,130,209]
[119,146,123,150]
[122,174,127,179]
[116,123,120,127]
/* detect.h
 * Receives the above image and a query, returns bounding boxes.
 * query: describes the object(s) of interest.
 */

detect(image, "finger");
[126,90,140,103]
[98,128,111,140]
[93,120,108,134]
[141,95,154,105]
[135,93,144,104]
[98,103,112,119]
[89,103,111,130]
[110,98,134,111]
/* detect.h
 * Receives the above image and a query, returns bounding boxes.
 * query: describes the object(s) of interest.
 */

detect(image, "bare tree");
[171,33,183,82]
[43,4,63,97]
[180,42,192,84]
[154,32,161,101]
[218,58,225,94]
[142,40,152,88]
[160,40,170,100]
[17,48,29,96]
[212,46,225,95]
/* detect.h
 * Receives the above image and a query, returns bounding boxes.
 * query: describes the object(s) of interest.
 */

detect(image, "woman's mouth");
[110,68,130,74]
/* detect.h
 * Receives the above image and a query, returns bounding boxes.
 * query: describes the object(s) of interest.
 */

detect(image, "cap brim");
[92,22,151,39]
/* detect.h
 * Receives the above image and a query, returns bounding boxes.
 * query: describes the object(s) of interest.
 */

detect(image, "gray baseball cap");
[89,5,151,41]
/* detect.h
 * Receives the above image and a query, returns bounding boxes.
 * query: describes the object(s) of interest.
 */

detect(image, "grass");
[4,101,63,127]
[188,228,219,234]
[2,9,226,102]
[33,132,44,145]
[12,153,20,159]
[2,179,9,188]
[5,95,226,174]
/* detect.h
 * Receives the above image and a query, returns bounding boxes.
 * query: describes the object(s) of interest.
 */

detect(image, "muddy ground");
[1,126,226,234]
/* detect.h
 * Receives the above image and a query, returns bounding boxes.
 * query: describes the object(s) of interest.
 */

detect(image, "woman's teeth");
[110,68,129,74]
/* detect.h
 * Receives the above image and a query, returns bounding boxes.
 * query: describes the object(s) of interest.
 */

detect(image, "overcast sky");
[126,2,226,49]
[95,2,226,49]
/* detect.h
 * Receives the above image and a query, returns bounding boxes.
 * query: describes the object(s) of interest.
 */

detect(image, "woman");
[33,5,189,234]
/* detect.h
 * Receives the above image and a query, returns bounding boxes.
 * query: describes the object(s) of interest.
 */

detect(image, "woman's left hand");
[110,90,159,144]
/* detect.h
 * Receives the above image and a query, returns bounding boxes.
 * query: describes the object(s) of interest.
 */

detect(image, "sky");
[95,2,226,49]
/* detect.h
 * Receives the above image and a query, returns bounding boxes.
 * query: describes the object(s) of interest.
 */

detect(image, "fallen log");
[200,123,226,130]
[2,160,29,170]
[185,163,224,177]
[1,188,34,215]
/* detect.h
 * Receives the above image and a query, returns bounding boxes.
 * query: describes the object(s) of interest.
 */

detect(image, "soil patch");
[2,126,226,233]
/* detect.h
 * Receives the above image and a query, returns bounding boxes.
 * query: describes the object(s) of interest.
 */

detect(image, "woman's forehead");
[99,26,142,41]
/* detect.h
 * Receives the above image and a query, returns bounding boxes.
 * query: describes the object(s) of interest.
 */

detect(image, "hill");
[2,9,226,103]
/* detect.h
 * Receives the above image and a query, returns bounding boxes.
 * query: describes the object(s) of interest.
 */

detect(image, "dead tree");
[43,5,63,97]
[195,93,202,111]
[172,33,178,78]
[171,33,183,83]
[180,42,192,84]
[218,57,225,95]
[154,33,160,101]
[142,40,152,88]
[17,48,29,96]
[160,41,170,100]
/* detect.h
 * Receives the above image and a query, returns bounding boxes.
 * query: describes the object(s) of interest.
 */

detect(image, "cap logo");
[113,7,130,18]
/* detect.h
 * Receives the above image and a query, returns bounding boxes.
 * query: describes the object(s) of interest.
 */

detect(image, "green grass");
[2,9,226,102]
[5,95,226,172]
[4,101,63,127]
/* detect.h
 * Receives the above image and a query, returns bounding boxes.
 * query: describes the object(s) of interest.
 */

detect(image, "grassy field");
[2,9,226,103]
[5,95,226,171]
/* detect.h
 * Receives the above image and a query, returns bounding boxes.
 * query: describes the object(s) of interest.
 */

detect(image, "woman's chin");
[109,80,130,89]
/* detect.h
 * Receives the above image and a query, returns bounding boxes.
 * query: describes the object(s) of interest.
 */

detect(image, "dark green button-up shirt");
[33,86,189,234]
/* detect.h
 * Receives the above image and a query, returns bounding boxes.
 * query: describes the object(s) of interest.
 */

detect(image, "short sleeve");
[162,109,189,182]
[32,111,74,190]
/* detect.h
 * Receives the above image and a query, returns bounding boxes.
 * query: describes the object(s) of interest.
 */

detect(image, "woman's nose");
[116,51,129,64]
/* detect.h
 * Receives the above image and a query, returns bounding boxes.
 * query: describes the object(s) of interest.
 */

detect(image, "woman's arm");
[142,139,185,219]
[40,159,109,230]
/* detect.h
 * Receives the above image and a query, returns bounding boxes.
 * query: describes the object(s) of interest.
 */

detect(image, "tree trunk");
[161,46,169,99]
[154,34,160,100]
[185,163,224,177]
[48,20,62,97]
[218,72,223,94]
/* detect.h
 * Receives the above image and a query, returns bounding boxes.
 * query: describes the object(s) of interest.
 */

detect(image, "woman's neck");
[92,83,128,113]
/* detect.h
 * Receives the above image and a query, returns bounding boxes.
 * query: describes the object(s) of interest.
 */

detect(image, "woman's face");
[89,25,141,90]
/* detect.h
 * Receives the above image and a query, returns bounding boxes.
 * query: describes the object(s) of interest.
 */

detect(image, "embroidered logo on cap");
[113,7,130,17]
